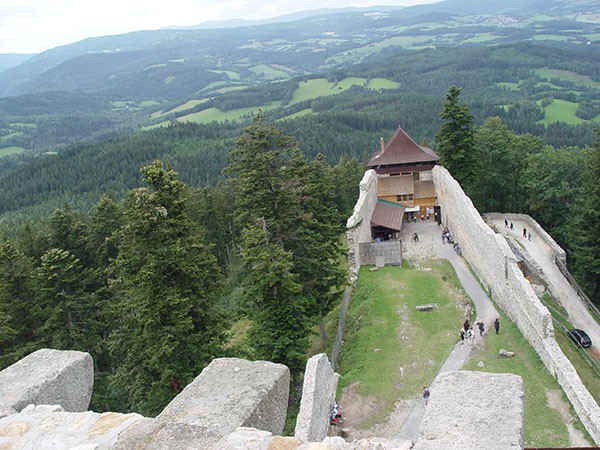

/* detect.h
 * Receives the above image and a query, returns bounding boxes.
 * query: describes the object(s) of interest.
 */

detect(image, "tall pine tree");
[435,86,479,192]
[226,113,345,376]
[108,161,224,415]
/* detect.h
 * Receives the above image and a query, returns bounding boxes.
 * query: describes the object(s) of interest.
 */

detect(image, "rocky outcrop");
[0,348,93,418]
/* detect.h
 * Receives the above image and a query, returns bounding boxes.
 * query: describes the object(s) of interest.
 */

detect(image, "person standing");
[478,321,485,336]
[494,318,500,334]
[523,227,527,237]
[422,386,430,405]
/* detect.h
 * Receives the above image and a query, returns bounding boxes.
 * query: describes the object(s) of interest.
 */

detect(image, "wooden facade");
[367,127,440,231]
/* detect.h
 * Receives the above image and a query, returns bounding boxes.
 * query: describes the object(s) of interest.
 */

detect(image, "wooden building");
[366,126,440,238]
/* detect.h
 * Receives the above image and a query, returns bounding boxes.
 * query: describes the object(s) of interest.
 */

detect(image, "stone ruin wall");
[294,353,339,443]
[432,165,600,444]
[346,169,378,281]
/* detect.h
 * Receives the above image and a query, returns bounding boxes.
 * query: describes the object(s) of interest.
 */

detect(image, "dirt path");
[546,389,591,447]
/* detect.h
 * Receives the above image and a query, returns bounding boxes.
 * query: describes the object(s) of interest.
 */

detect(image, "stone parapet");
[0,348,93,417]
[157,358,290,438]
[294,353,339,442]
[432,166,600,444]
[413,371,524,450]
[484,212,566,266]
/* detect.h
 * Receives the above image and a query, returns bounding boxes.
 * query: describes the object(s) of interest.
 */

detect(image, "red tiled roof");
[367,127,440,168]
[370,200,405,231]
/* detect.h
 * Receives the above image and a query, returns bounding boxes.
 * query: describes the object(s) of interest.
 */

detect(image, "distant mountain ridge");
[0,0,596,98]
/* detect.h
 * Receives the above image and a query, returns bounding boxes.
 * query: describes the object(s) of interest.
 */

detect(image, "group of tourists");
[459,317,500,344]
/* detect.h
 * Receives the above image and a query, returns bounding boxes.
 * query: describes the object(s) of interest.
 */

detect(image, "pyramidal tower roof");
[367,126,439,168]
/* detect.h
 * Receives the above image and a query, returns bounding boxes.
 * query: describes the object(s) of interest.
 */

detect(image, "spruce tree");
[435,86,479,192]
[226,113,345,375]
[108,161,224,415]
[0,240,37,368]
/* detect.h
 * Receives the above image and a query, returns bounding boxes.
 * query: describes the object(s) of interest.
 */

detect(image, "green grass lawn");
[366,78,400,90]
[496,82,520,91]
[337,261,466,427]
[248,64,291,80]
[463,311,575,447]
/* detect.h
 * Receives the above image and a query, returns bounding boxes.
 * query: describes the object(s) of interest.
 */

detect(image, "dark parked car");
[567,329,592,348]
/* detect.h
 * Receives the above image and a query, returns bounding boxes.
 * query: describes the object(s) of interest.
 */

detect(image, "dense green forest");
[0,116,363,415]
[0,0,598,420]
[0,105,598,418]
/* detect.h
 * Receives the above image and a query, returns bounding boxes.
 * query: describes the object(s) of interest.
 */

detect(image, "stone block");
[0,348,93,416]
[295,354,339,442]
[157,358,290,439]
[413,371,524,450]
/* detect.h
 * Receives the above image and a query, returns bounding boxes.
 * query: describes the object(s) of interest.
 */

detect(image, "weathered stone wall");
[359,240,402,266]
[414,371,524,450]
[294,353,339,442]
[0,348,93,418]
[346,169,378,281]
[433,166,600,444]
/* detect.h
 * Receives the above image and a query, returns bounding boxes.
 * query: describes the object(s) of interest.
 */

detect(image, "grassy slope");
[337,260,466,427]
[338,261,576,446]
[538,99,587,125]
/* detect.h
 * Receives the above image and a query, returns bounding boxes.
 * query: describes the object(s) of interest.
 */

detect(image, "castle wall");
[294,353,339,442]
[346,169,378,281]
[432,165,600,444]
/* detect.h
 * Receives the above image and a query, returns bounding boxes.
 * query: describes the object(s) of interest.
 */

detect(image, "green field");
[277,108,313,121]
[497,82,520,91]
[248,64,291,80]
[0,146,25,156]
[532,34,573,42]
[207,69,241,81]
[535,68,600,88]
[290,77,399,104]
[0,131,24,142]
[153,99,209,118]
[538,99,586,125]
[178,102,281,124]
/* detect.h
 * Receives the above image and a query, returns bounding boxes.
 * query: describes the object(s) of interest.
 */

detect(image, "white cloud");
[0,0,439,54]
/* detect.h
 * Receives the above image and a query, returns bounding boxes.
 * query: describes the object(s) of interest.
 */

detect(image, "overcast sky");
[1,0,440,54]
